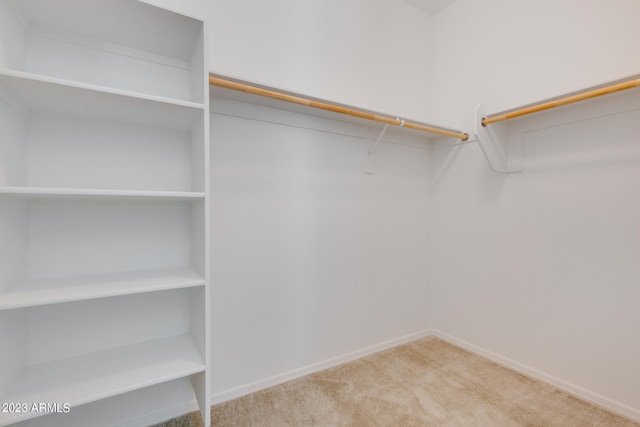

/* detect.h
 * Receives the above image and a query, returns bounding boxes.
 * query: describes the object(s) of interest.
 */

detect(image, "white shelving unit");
[0,0,210,426]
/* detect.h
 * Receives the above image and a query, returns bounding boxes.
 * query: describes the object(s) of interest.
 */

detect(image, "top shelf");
[8,0,203,62]
[0,0,206,103]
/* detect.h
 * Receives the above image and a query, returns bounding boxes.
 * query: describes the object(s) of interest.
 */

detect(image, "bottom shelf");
[0,334,205,426]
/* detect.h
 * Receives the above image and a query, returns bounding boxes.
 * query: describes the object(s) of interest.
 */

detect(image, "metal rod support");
[210,76,468,141]
[482,78,640,127]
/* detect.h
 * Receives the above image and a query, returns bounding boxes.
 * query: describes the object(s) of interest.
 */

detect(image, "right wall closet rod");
[482,76,640,127]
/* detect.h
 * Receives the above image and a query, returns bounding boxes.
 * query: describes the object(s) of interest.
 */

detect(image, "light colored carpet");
[211,337,640,427]
[157,336,639,426]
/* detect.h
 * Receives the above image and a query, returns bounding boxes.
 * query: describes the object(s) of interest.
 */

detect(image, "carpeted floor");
[157,337,639,426]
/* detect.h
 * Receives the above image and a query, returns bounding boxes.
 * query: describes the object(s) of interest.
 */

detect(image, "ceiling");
[402,0,457,15]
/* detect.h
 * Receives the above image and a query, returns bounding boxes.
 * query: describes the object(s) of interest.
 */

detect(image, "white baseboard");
[210,328,434,405]
[431,330,640,423]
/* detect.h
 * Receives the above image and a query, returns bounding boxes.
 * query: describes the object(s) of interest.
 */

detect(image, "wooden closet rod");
[482,78,640,127]
[209,76,469,141]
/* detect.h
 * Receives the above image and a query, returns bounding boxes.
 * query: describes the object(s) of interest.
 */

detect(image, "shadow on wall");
[431,141,509,204]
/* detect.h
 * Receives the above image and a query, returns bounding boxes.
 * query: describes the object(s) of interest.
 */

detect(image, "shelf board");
[0,187,205,201]
[0,70,204,130]
[0,334,205,426]
[9,0,203,62]
[0,267,205,310]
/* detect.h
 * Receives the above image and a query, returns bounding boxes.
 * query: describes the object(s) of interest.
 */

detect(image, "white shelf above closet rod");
[209,75,469,141]
[475,74,640,174]
[481,76,640,126]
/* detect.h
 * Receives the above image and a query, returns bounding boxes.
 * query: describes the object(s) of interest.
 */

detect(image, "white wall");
[145,0,433,122]
[429,0,640,420]
[144,0,437,406]
[209,98,432,401]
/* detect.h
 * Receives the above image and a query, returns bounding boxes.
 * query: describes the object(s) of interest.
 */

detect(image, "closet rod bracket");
[368,119,404,155]
[365,120,402,174]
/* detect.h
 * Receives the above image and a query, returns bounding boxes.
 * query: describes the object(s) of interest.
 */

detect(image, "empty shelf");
[10,0,202,63]
[0,334,205,426]
[0,187,205,201]
[0,267,205,310]
[0,70,204,130]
